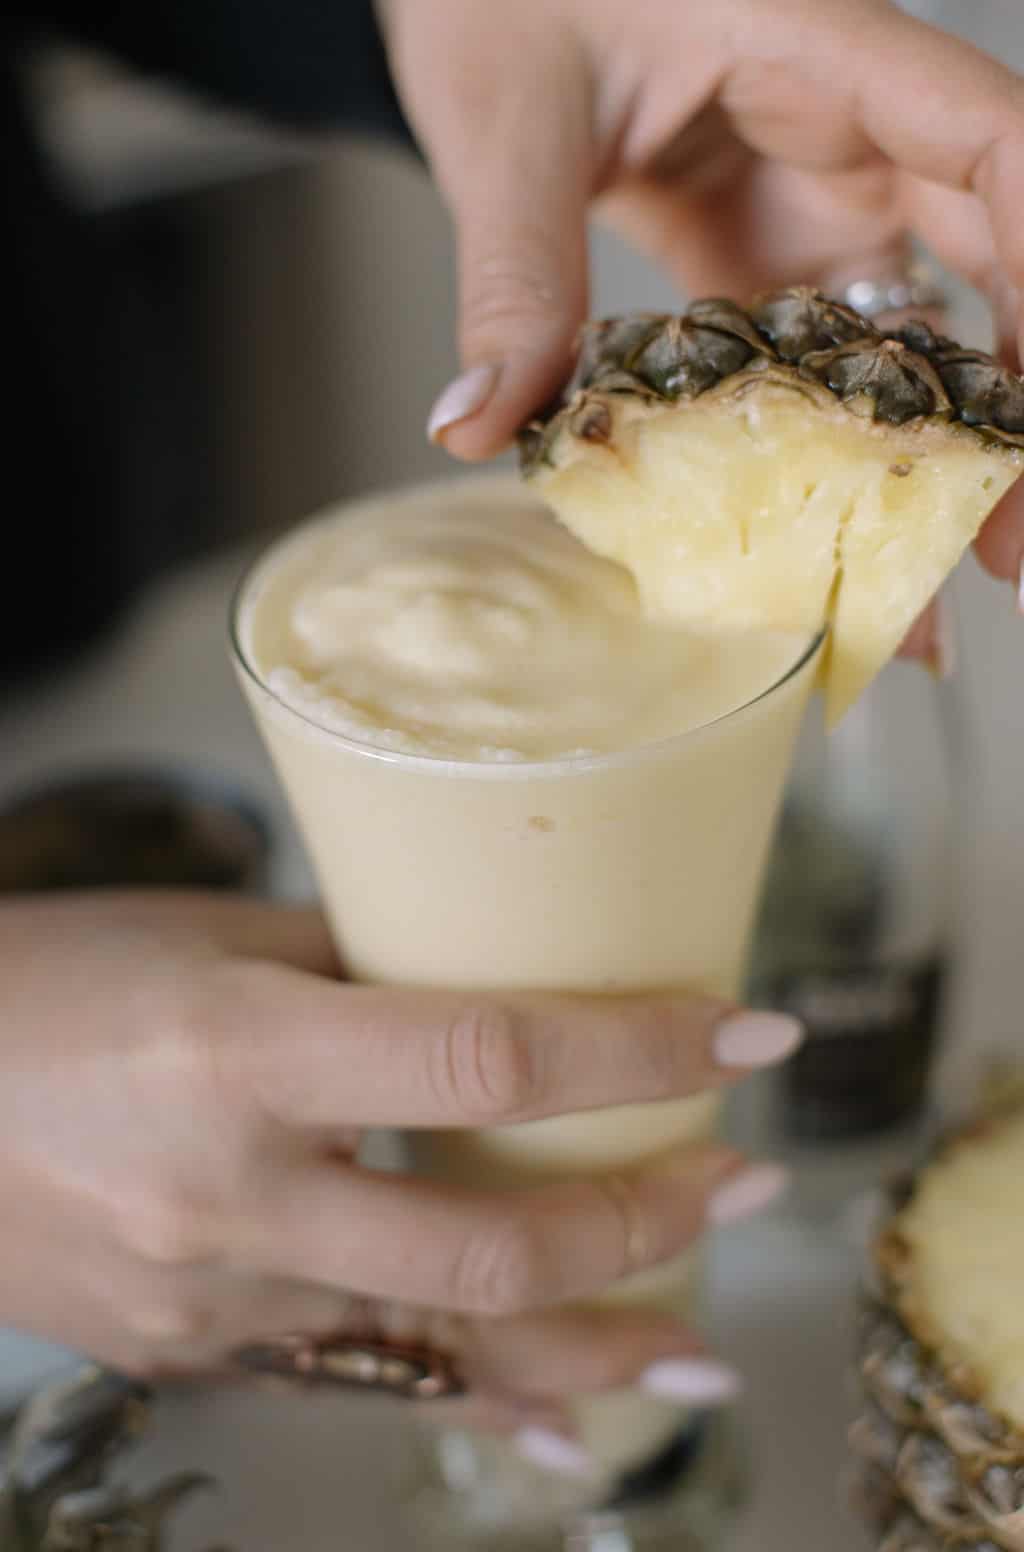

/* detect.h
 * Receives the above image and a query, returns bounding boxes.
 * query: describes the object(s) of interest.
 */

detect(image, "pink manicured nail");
[427,363,500,442]
[708,1163,788,1227]
[515,1426,595,1479]
[640,1357,742,1406]
[713,1011,803,1069]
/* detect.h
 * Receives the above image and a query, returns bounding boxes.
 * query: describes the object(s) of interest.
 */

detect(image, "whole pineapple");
[520,289,1024,720]
[853,1104,1024,1552]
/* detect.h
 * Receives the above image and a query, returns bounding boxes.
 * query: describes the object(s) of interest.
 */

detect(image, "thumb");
[421,47,593,460]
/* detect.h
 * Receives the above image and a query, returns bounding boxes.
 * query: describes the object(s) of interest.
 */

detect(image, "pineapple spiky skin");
[853,1109,1024,1552]
[520,289,1024,721]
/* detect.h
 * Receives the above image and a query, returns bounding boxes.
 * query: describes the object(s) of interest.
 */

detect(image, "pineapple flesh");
[520,290,1024,722]
[854,1107,1024,1552]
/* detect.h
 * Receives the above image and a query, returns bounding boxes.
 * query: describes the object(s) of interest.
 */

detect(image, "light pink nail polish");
[708,1163,788,1227]
[640,1357,742,1406]
[515,1426,595,1479]
[427,363,500,442]
[713,1011,803,1069]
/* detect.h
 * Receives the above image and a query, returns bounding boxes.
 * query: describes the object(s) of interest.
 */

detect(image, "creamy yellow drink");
[233,473,820,1482]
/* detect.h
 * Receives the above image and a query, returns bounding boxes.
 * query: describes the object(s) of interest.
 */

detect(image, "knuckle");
[451,1213,545,1317]
[146,1002,227,1135]
[168,957,270,1136]
[114,1183,218,1269]
[460,245,563,342]
[461,286,556,340]
[127,1297,215,1345]
[172,960,241,1087]
[593,1171,660,1281]
[625,1002,688,1095]
[438,1002,537,1123]
[185,958,309,1136]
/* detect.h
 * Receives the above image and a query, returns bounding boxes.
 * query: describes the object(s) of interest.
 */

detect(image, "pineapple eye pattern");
[852,1110,1024,1552]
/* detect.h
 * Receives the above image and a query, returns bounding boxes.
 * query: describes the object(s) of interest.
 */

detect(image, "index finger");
[206,960,802,1131]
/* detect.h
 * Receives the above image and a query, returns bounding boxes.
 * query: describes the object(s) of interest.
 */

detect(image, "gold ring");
[232,1332,464,1401]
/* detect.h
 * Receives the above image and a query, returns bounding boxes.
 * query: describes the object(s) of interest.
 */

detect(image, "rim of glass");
[229,504,828,781]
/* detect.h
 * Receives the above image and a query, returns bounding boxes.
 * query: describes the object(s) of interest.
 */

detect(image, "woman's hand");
[0,892,795,1464]
[382,0,1024,602]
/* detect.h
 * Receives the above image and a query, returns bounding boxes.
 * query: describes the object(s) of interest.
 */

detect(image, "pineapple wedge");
[854,1103,1024,1552]
[520,291,1024,722]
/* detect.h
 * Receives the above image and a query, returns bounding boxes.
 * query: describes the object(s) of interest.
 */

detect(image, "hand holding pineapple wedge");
[383,0,1024,621]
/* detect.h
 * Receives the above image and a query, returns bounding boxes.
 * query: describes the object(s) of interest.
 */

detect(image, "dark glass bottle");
[745,647,961,1153]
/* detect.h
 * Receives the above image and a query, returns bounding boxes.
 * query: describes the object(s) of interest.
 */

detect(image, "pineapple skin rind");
[521,291,1024,468]
[521,289,1024,722]
[854,1116,1024,1552]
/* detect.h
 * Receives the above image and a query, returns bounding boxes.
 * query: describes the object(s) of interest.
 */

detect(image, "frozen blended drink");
[232,473,821,1481]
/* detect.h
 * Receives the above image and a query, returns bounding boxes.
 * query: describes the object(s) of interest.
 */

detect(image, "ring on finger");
[231,1330,465,1401]
[838,263,948,321]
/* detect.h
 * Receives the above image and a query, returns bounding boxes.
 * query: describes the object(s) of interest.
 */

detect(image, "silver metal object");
[840,267,949,321]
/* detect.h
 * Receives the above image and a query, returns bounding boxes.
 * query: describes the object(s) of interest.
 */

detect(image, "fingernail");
[640,1357,742,1406]
[427,363,500,443]
[515,1426,595,1479]
[708,1163,789,1227]
[713,1011,803,1069]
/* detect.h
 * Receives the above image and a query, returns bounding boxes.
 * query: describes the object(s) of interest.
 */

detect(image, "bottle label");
[763,956,946,1141]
